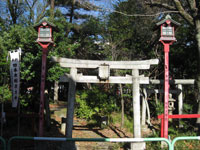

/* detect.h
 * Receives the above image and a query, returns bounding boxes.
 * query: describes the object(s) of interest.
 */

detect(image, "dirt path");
[49,103,133,149]
[48,103,137,149]
[72,117,133,150]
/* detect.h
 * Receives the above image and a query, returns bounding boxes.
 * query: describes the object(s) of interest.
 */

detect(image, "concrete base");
[131,142,146,150]
[61,123,66,134]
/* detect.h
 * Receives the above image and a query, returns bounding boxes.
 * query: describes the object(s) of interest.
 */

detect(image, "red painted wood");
[160,41,174,139]
[158,114,200,119]
[158,113,200,138]
[38,39,51,137]
[161,115,164,137]
[38,48,48,137]
[163,43,170,139]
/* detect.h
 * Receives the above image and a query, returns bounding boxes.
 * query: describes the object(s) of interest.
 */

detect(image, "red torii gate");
[158,114,200,137]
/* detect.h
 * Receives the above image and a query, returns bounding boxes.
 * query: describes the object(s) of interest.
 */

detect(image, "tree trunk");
[54,81,59,103]
[50,0,55,21]
[195,19,200,125]
[7,0,17,24]
[70,0,75,23]
[119,84,124,128]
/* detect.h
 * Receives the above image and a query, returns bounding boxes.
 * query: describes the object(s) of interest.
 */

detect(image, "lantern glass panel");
[39,27,51,38]
[162,26,173,36]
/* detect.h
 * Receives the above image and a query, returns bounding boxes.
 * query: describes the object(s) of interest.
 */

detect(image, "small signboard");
[98,64,110,80]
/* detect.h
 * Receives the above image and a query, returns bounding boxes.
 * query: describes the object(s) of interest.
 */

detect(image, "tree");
[0,37,11,103]
[102,0,159,61]
[146,0,200,126]
[6,0,25,24]
[24,0,38,23]
[55,0,99,23]
[49,0,55,20]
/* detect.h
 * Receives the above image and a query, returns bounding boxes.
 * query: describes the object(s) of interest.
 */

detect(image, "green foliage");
[0,61,9,85]
[101,0,157,61]
[21,52,39,81]
[155,101,164,115]
[86,86,117,115]
[70,17,105,60]
[146,126,199,150]
[1,25,36,51]
[110,112,133,133]
[0,15,77,108]
[52,13,79,57]
[170,19,197,79]
[183,103,194,114]
[146,142,168,150]
[0,85,11,103]
[75,85,117,120]
[149,98,164,117]
[169,126,200,150]
[47,63,69,82]
[75,92,96,119]
[19,97,29,107]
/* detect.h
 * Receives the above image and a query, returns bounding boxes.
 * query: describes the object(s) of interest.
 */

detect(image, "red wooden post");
[38,46,49,136]
[160,42,173,138]
[161,114,164,137]
[163,42,170,139]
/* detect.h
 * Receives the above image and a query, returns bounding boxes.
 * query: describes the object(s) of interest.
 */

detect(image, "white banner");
[9,48,21,108]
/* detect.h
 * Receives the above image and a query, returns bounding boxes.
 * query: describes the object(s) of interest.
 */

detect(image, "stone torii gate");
[141,79,195,128]
[52,57,159,150]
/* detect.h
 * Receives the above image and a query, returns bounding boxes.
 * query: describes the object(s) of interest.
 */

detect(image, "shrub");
[75,85,118,120]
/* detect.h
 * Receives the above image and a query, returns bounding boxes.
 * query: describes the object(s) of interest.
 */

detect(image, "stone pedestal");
[131,142,146,150]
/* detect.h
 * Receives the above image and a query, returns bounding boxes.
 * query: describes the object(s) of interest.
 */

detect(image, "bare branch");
[25,0,31,9]
[36,2,49,22]
[173,0,194,25]
[25,0,37,9]
[145,0,177,10]
[186,0,198,17]
[105,10,179,17]
[76,0,100,11]
[145,0,194,26]
[187,0,196,8]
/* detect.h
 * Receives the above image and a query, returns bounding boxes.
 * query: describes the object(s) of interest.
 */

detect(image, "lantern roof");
[156,15,181,27]
[33,17,56,30]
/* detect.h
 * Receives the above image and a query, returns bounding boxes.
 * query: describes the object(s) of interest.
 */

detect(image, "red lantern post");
[156,15,180,139]
[34,18,56,136]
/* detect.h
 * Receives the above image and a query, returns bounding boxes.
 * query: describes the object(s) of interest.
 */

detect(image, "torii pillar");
[131,69,145,149]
